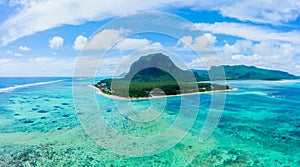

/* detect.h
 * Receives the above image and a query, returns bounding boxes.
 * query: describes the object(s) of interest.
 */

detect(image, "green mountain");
[95,53,229,98]
[124,53,200,82]
[193,65,298,80]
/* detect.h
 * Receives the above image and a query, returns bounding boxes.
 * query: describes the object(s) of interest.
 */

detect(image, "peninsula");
[94,53,230,99]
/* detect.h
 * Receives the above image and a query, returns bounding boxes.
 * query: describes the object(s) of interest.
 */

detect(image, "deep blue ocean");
[0,77,299,166]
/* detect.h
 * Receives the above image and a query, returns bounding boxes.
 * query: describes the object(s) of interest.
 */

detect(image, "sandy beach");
[89,85,237,101]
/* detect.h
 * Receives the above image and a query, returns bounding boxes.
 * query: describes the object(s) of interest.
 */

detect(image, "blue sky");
[0,0,300,76]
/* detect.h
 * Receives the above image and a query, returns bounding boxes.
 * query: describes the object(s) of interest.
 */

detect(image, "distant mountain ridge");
[193,65,298,80]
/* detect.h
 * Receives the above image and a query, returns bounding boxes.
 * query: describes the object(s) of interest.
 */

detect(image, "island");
[94,53,230,99]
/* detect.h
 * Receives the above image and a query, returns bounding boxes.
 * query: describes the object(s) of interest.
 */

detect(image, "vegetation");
[95,79,228,98]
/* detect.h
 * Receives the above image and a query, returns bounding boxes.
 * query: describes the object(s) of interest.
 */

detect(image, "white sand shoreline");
[89,85,237,101]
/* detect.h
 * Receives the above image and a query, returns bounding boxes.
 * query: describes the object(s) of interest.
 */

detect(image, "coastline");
[89,85,237,101]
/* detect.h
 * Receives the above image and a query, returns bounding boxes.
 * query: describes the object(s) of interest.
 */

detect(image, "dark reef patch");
[166,111,175,115]
[37,110,48,113]
[19,119,34,124]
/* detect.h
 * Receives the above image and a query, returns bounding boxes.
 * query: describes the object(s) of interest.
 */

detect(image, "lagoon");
[0,78,299,166]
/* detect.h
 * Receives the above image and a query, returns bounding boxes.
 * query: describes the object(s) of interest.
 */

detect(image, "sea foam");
[0,80,64,93]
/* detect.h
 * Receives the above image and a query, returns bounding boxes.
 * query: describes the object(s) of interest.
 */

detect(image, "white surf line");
[0,79,64,93]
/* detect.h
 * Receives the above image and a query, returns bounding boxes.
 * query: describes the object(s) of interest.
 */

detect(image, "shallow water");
[0,78,299,166]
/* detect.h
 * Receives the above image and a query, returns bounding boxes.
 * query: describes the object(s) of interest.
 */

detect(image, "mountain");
[117,72,127,78]
[191,69,209,81]
[193,65,298,80]
[124,53,200,82]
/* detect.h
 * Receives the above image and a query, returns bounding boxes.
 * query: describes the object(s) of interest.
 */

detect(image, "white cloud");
[0,0,299,45]
[30,57,54,63]
[219,0,300,25]
[194,22,300,45]
[115,38,150,50]
[0,57,75,76]
[223,40,253,56]
[0,58,14,65]
[0,0,185,45]
[142,42,164,50]
[6,50,13,54]
[13,53,23,57]
[73,35,88,51]
[148,42,163,48]
[222,40,300,59]
[96,56,127,76]
[19,45,31,51]
[6,50,23,57]
[178,33,217,51]
[85,29,161,51]
[85,29,129,50]
[188,55,222,70]
[49,36,64,49]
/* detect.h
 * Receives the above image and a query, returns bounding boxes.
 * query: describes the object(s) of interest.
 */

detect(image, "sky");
[0,0,300,76]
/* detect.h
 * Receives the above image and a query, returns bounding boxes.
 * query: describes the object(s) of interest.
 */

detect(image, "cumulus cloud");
[1,0,299,45]
[49,36,64,49]
[14,53,23,57]
[115,38,150,50]
[223,40,254,56]
[178,33,217,51]
[6,50,23,57]
[85,29,161,51]
[194,22,300,45]
[6,50,13,54]
[188,55,222,70]
[142,42,164,50]
[19,46,31,51]
[85,29,129,50]
[73,35,88,51]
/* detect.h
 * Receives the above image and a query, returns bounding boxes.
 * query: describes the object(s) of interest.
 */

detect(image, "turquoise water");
[0,78,299,166]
